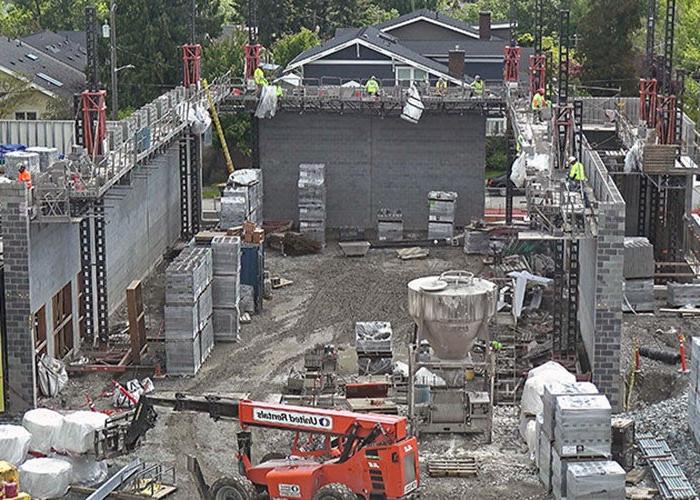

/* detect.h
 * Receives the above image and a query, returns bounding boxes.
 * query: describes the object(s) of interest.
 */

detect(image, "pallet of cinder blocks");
[165,246,214,375]
[667,282,700,307]
[690,338,700,444]
[623,237,655,312]
[428,191,457,239]
[220,169,264,228]
[211,235,241,342]
[377,209,403,241]
[298,164,326,245]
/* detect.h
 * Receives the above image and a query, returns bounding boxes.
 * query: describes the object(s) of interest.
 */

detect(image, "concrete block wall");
[0,182,37,413]
[104,143,182,313]
[259,112,486,230]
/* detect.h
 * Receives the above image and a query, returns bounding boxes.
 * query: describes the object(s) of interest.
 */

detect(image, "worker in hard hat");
[471,75,484,97]
[253,66,268,87]
[17,163,32,189]
[532,88,546,122]
[365,76,379,96]
[568,156,586,189]
[436,77,448,95]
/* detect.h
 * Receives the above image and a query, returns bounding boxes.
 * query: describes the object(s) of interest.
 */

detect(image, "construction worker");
[471,75,484,97]
[365,76,379,96]
[532,88,546,122]
[568,156,586,188]
[253,66,268,87]
[17,164,32,189]
[436,77,448,95]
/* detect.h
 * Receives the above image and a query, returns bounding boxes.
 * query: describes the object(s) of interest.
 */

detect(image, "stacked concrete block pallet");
[298,164,326,245]
[211,235,241,342]
[537,383,620,499]
[566,461,625,499]
[355,322,393,375]
[428,191,457,239]
[25,147,59,172]
[668,282,700,307]
[4,151,40,179]
[377,209,403,241]
[464,229,490,254]
[622,237,655,312]
[689,338,700,443]
[165,246,214,375]
[220,169,263,228]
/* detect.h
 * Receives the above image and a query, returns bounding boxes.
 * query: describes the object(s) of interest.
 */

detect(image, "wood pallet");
[427,457,478,478]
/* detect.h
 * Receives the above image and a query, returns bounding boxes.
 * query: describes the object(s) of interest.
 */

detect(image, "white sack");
[59,454,109,486]
[19,457,72,499]
[510,152,526,188]
[55,411,108,454]
[415,367,446,386]
[22,408,64,454]
[521,361,575,416]
[255,86,278,119]
[37,354,68,397]
[0,425,31,465]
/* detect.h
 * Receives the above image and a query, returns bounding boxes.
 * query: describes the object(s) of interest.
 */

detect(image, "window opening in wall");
[395,66,428,87]
[52,282,73,358]
[33,306,47,356]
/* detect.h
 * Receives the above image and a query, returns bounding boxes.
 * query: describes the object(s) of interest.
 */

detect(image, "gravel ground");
[44,244,700,499]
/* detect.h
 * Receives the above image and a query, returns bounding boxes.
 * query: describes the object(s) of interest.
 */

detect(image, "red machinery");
[107,394,420,500]
[80,90,107,156]
[529,53,546,99]
[503,45,521,83]
[183,44,202,87]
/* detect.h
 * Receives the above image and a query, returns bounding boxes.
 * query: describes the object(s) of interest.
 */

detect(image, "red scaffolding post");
[639,78,658,127]
[655,94,676,144]
[503,45,521,83]
[529,53,546,98]
[80,90,107,156]
[244,43,262,80]
[182,44,202,87]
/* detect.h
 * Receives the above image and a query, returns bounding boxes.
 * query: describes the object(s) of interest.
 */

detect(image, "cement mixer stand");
[406,271,498,442]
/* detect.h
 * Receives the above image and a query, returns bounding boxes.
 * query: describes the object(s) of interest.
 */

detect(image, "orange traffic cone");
[679,333,690,373]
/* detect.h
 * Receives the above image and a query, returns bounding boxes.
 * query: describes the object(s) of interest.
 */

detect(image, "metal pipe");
[110,0,118,120]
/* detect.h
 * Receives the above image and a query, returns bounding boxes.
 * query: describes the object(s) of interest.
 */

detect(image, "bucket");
[401,94,424,124]
[414,384,431,404]
[464,369,476,381]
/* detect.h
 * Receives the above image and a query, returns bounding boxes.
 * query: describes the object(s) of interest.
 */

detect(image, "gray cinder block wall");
[0,182,37,413]
[259,112,486,230]
[104,143,182,313]
[578,140,626,411]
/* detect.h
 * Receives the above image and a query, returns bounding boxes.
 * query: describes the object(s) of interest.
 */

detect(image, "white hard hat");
[568,156,577,163]
[475,75,481,80]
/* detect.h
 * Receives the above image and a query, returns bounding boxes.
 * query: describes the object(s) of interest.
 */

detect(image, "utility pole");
[109,0,118,120]
[190,0,196,43]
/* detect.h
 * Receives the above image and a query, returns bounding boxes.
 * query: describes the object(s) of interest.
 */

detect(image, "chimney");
[448,48,465,79]
[479,11,491,40]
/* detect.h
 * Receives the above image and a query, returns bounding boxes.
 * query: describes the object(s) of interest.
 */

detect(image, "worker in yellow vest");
[436,77,448,95]
[365,76,379,96]
[568,156,587,187]
[254,66,268,87]
[532,88,546,122]
[471,75,484,97]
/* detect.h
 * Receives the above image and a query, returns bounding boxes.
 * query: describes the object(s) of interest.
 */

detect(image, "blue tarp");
[0,144,27,165]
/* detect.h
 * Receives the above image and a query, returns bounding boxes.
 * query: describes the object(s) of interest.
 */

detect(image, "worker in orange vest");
[18,164,32,189]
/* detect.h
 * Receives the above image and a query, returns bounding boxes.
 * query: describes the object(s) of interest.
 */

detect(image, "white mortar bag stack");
[37,353,68,397]
[521,361,576,417]
[59,454,109,486]
[22,408,64,455]
[19,457,72,499]
[0,425,31,465]
[55,411,108,454]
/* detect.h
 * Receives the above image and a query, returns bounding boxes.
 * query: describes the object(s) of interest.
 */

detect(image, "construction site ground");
[47,244,700,498]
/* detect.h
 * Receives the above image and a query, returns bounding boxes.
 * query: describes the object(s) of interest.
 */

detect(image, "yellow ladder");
[202,79,234,175]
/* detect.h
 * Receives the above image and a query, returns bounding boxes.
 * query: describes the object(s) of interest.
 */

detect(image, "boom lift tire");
[312,483,357,500]
[208,475,256,500]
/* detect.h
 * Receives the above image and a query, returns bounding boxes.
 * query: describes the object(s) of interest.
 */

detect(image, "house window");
[395,66,429,86]
[15,112,38,120]
[52,282,74,358]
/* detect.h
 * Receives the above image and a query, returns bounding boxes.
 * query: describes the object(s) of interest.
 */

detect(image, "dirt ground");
[47,244,695,499]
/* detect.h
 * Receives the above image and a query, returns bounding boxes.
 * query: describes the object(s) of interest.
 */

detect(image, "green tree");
[578,0,641,95]
[271,28,321,68]
[0,74,35,118]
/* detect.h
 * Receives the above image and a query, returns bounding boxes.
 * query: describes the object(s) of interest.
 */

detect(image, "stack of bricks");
[668,282,700,307]
[211,236,241,342]
[220,169,263,228]
[622,237,655,312]
[165,246,214,375]
[377,209,403,241]
[298,163,326,245]
[428,191,457,239]
[242,221,265,245]
[689,338,700,443]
